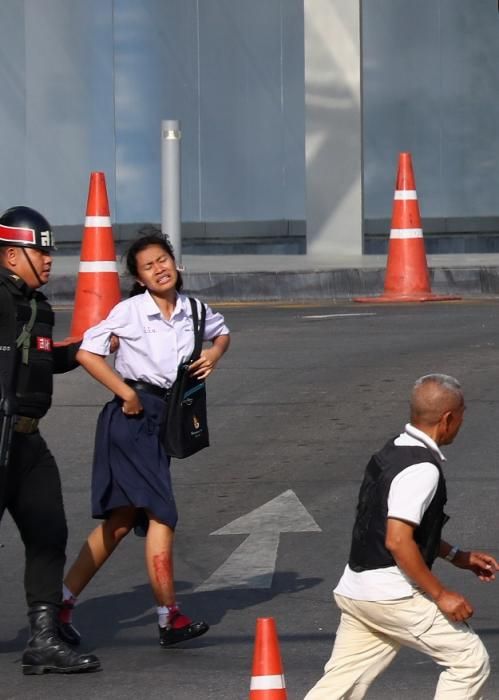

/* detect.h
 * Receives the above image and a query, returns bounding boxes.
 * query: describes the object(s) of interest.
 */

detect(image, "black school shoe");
[159,609,209,647]
[58,601,81,646]
[58,620,81,647]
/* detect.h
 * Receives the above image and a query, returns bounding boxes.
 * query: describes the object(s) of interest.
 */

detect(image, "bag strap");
[16,297,37,365]
[188,297,206,362]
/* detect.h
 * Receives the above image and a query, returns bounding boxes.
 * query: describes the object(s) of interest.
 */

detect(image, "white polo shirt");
[334,424,445,601]
[80,291,230,388]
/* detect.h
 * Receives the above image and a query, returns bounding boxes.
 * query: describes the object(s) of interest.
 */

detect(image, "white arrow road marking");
[196,489,321,591]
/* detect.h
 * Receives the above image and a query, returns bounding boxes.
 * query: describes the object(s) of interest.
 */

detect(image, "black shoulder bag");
[162,298,209,458]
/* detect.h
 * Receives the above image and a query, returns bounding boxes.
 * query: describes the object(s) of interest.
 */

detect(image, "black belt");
[124,379,171,401]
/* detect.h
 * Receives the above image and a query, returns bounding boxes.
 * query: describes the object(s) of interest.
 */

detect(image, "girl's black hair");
[126,227,183,297]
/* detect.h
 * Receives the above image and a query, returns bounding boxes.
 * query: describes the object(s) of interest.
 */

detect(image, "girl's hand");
[189,348,221,380]
[122,391,143,415]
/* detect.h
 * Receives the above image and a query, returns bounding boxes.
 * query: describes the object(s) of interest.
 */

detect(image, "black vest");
[0,267,55,418]
[348,439,448,572]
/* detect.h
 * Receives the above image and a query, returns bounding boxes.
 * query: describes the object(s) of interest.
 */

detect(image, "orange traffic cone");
[249,618,287,699]
[355,152,460,303]
[69,172,121,338]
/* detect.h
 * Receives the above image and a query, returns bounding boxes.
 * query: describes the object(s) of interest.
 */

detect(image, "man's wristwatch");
[444,545,459,562]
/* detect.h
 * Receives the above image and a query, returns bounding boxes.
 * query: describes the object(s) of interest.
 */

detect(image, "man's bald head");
[410,374,463,427]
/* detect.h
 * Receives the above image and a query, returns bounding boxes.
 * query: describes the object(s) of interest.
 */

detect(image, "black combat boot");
[22,604,101,675]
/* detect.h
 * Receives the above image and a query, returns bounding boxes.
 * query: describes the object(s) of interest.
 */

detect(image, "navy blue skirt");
[91,391,178,535]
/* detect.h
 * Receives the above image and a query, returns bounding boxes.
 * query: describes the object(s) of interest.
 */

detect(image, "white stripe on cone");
[250,674,286,690]
[79,261,118,272]
[85,215,112,227]
[394,190,418,200]
[390,228,423,239]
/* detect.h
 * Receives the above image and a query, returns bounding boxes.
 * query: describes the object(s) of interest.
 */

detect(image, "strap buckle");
[14,416,39,433]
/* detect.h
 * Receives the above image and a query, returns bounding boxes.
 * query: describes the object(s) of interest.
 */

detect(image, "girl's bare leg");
[144,514,175,606]
[144,512,209,646]
[64,506,136,596]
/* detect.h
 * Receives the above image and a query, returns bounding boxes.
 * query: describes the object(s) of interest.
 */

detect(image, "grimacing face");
[135,244,178,295]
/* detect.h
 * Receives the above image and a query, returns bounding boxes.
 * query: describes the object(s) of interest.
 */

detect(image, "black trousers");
[0,431,67,607]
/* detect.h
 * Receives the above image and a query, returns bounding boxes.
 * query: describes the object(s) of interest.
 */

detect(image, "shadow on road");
[1,570,322,653]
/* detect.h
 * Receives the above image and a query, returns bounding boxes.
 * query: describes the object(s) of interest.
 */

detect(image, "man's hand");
[53,336,81,347]
[385,519,472,620]
[453,550,499,582]
[109,334,120,354]
[435,589,474,622]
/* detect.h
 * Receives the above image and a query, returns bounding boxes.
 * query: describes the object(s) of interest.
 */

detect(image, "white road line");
[303,313,376,319]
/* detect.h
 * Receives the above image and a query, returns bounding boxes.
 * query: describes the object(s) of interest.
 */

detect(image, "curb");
[42,265,499,304]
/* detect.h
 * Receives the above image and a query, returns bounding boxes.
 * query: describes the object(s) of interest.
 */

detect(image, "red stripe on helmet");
[0,224,36,245]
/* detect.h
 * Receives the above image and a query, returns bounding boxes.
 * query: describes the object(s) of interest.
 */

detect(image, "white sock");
[63,584,77,604]
[157,604,176,628]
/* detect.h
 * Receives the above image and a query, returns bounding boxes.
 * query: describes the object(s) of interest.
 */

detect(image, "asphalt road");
[2,300,499,699]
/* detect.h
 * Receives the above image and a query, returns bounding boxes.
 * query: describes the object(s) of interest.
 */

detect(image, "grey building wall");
[2,1,499,253]
[362,0,499,245]
[0,1,116,226]
[0,0,305,243]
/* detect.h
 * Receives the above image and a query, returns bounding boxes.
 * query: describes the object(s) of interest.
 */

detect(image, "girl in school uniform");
[58,232,230,648]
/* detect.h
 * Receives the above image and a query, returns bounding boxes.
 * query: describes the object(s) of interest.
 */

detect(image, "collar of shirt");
[141,290,185,320]
[403,423,446,462]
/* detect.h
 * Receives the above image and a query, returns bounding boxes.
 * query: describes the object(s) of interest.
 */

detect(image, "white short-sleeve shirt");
[80,291,230,388]
[334,424,445,601]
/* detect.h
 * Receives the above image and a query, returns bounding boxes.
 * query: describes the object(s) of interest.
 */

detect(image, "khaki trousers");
[304,592,490,700]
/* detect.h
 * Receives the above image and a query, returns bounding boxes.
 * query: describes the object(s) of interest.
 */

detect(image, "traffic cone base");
[249,618,287,699]
[355,292,461,303]
[355,152,460,303]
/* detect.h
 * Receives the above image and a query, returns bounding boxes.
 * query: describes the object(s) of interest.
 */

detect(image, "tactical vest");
[348,440,448,572]
[0,269,55,418]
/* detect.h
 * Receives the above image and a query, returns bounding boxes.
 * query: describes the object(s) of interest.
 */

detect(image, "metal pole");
[161,119,182,265]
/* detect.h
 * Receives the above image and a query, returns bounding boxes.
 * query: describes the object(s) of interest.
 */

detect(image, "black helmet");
[0,206,56,252]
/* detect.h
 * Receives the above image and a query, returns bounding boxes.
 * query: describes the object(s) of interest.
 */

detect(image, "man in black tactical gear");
[0,205,100,675]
